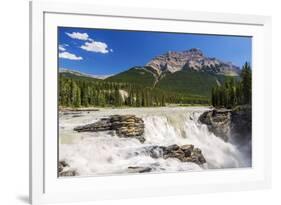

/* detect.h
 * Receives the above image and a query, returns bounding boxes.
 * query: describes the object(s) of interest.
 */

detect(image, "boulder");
[145,144,206,165]
[58,160,68,173]
[166,144,180,151]
[180,144,194,157]
[59,170,77,177]
[58,160,77,177]
[128,166,152,173]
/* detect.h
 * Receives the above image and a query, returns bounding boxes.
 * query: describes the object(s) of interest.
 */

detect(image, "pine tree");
[241,62,252,104]
[99,91,106,107]
[70,81,81,107]
[114,87,122,107]
[136,90,141,107]
[211,62,251,108]
[161,94,165,106]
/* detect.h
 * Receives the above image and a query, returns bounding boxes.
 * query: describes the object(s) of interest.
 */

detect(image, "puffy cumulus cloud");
[59,52,83,60]
[66,32,89,40]
[65,31,112,54]
[80,41,109,54]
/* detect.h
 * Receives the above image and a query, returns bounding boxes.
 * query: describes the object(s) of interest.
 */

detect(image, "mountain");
[146,48,240,77]
[59,69,103,82]
[106,66,156,87]
[155,69,227,97]
[60,49,241,100]
[107,49,240,98]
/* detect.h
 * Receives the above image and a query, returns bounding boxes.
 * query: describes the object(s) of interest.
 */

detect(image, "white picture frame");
[30,0,272,204]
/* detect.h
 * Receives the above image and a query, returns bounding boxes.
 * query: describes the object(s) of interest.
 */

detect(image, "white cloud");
[66,32,89,40]
[110,49,114,52]
[65,31,112,54]
[58,45,66,51]
[81,41,109,54]
[59,52,83,60]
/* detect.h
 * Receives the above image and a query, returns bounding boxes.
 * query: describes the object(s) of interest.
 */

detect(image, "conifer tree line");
[59,77,209,108]
[211,62,252,108]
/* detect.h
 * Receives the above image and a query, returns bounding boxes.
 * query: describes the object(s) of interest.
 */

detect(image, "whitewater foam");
[59,107,251,176]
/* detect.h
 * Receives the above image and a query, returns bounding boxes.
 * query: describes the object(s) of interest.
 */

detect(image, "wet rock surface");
[74,115,145,143]
[231,106,252,142]
[199,106,251,142]
[128,166,152,173]
[199,109,231,141]
[58,161,77,177]
[145,144,206,165]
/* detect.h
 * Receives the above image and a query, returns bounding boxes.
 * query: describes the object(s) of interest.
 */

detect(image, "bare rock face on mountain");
[146,48,240,76]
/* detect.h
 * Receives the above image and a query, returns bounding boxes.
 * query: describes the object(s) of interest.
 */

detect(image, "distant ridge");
[59,68,112,80]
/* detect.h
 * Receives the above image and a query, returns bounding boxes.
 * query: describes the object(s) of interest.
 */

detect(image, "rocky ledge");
[199,108,231,141]
[146,144,206,165]
[126,144,206,174]
[230,106,252,142]
[59,161,77,177]
[199,106,251,142]
[74,115,145,143]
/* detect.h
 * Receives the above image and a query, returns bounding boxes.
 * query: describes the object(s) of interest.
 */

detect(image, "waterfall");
[59,107,251,177]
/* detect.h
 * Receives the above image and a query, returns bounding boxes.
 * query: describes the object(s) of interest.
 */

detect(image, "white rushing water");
[59,107,251,177]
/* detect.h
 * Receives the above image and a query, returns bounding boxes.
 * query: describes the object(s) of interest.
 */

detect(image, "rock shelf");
[74,115,145,143]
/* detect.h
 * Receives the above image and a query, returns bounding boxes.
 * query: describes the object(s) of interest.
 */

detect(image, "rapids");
[59,107,251,176]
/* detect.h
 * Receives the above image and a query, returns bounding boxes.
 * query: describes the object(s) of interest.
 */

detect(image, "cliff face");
[230,106,252,142]
[199,106,251,142]
[146,48,240,77]
[199,109,231,141]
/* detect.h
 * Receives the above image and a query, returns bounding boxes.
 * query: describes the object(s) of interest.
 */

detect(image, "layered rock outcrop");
[146,144,206,165]
[74,115,145,143]
[199,109,231,141]
[199,106,252,142]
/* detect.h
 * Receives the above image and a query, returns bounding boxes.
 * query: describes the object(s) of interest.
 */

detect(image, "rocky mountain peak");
[146,48,240,76]
[183,48,203,56]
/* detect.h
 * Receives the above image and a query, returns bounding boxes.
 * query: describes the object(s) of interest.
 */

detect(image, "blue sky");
[58,27,252,76]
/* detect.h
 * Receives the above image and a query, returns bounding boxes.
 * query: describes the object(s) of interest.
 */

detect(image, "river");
[59,106,251,177]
